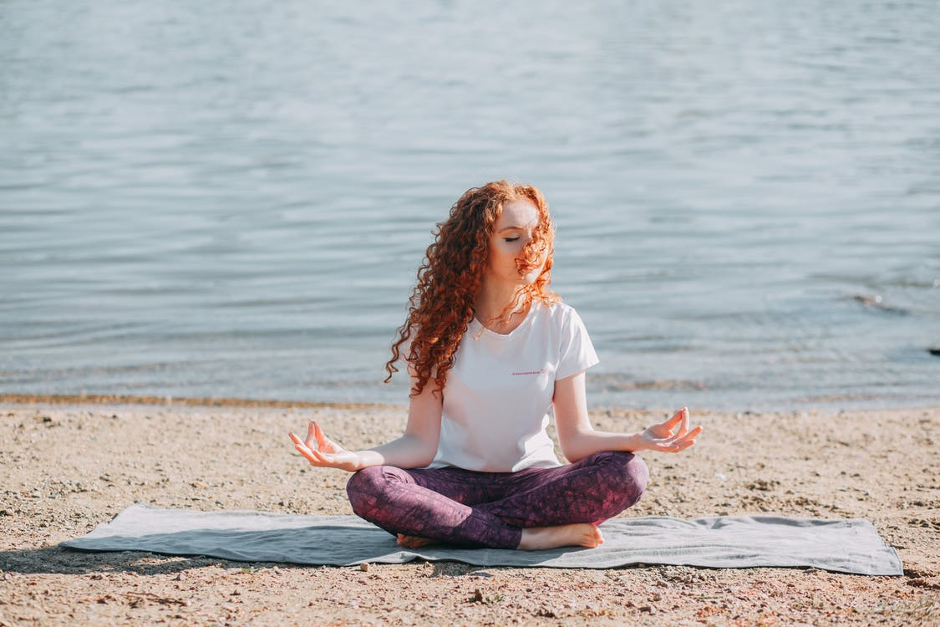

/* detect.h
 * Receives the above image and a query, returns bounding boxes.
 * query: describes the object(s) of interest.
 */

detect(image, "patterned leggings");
[345,450,648,549]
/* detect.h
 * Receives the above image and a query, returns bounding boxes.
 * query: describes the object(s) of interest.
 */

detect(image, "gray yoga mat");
[60,503,902,575]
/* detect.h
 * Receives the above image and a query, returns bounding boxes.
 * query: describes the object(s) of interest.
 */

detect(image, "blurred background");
[1,0,937,411]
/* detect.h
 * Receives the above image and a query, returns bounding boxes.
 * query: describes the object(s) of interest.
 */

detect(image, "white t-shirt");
[407,300,599,472]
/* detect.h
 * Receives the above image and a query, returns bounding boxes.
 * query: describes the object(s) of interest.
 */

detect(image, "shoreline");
[0,401,938,626]
[0,393,405,411]
[1,392,936,414]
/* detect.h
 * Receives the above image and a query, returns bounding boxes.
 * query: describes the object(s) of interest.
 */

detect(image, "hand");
[288,421,363,473]
[634,407,702,453]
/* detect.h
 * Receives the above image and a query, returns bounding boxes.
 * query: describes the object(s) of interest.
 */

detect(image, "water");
[1,0,938,411]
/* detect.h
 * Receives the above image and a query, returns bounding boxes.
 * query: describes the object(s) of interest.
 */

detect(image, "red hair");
[384,180,561,397]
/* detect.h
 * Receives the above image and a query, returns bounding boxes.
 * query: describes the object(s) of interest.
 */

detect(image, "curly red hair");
[384,180,561,397]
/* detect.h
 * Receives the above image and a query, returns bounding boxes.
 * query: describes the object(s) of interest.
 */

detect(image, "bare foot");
[396,533,438,549]
[517,523,604,551]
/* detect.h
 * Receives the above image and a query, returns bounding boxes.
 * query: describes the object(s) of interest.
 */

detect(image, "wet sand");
[0,400,938,626]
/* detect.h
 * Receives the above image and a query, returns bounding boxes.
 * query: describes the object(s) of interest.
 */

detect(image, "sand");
[0,399,938,626]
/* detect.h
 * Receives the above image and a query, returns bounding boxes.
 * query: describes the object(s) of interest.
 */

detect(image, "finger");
[651,431,697,452]
[660,409,684,433]
[668,426,702,452]
[314,421,328,450]
[295,442,328,465]
[305,422,317,449]
[647,437,679,451]
[289,432,303,446]
[668,439,695,453]
[654,441,684,453]
[303,442,338,465]
[668,407,689,438]
[294,442,319,464]
[669,425,703,446]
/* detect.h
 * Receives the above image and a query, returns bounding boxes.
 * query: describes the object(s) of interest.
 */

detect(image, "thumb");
[314,422,330,448]
[660,408,684,432]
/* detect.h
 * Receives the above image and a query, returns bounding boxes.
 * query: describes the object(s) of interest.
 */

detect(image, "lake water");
[1,0,938,411]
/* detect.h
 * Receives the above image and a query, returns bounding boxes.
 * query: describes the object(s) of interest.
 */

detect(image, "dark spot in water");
[849,294,909,315]
[591,374,707,391]
[928,347,940,356]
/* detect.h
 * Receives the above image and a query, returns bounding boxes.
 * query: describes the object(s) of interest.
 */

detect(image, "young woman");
[289,180,702,551]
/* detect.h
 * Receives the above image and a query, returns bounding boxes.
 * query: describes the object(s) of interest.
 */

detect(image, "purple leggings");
[345,450,648,549]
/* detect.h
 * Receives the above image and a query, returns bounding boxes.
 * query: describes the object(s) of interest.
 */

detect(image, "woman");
[289,180,702,551]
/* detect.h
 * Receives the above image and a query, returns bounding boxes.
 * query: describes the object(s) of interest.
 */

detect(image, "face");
[485,199,546,287]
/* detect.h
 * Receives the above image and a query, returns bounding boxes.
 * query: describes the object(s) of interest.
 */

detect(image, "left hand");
[634,407,702,453]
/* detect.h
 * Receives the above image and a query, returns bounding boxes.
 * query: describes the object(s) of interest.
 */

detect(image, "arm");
[553,371,634,462]
[553,371,701,462]
[356,368,442,469]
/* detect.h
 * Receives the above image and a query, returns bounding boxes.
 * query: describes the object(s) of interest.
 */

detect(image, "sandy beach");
[0,398,937,626]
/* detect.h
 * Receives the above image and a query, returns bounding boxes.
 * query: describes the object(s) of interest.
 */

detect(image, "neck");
[475,278,527,323]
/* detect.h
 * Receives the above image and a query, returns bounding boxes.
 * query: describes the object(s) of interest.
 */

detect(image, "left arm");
[553,371,702,463]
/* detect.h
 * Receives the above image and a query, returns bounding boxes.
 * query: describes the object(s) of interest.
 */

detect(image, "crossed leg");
[345,451,649,550]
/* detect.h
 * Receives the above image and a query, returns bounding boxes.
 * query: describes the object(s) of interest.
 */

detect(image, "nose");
[516,246,545,272]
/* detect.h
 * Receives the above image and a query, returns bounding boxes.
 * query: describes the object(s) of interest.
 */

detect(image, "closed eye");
[503,237,520,242]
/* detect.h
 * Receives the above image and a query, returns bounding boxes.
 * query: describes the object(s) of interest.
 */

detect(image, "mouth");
[516,261,543,275]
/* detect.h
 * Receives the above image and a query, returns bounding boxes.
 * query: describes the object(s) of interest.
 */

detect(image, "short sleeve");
[555,307,600,380]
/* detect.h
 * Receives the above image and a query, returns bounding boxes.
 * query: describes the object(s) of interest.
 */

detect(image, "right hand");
[289,421,363,472]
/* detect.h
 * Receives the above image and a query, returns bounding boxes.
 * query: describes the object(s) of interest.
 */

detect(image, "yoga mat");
[60,504,902,575]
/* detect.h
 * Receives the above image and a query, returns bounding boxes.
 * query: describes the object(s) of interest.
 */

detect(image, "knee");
[619,453,649,505]
[345,466,396,519]
[590,450,649,509]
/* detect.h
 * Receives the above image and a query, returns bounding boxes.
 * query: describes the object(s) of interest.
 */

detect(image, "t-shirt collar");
[468,300,540,341]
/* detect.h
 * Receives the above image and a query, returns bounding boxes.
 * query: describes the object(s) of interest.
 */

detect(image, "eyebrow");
[497,224,535,232]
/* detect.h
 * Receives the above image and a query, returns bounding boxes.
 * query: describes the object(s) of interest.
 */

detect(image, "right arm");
[289,367,442,472]
[355,368,442,469]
